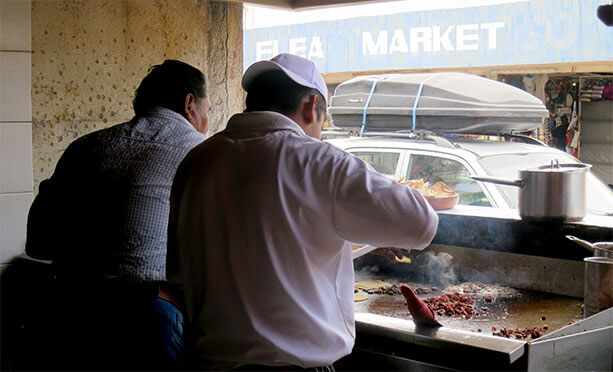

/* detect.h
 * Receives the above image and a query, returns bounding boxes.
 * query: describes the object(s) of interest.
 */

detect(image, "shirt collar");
[147,107,196,131]
[224,111,305,135]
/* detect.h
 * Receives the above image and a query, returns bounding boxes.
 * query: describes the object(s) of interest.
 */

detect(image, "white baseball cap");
[242,53,328,105]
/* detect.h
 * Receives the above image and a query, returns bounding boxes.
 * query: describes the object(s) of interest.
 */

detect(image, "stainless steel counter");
[349,209,612,371]
[346,309,612,371]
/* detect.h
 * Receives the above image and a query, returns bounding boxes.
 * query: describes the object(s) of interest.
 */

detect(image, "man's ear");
[184,93,196,121]
[301,94,319,125]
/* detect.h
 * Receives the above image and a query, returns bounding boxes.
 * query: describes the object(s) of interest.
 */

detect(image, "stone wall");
[31,0,244,192]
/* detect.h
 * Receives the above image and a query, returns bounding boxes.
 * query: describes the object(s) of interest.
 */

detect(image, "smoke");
[462,267,506,285]
[353,249,460,287]
[420,251,458,287]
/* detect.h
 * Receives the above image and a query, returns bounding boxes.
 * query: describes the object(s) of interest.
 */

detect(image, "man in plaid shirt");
[25,60,209,370]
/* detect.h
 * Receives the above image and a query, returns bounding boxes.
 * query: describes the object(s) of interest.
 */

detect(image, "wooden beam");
[290,0,396,10]
[235,0,391,10]
[322,61,613,84]
[237,0,292,9]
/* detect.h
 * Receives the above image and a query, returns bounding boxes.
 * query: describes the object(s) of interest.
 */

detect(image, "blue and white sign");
[244,0,613,73]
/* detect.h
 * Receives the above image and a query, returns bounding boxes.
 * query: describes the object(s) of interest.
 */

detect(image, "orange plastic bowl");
[425,194,459,210]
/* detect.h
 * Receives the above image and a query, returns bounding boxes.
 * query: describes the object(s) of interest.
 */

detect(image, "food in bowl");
[397,178,459,209]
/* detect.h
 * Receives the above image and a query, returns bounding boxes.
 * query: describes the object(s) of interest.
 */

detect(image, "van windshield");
[479,153,613,216]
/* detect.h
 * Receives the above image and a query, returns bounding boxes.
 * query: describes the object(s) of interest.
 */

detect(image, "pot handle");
[470,175,523,188]
[551,159,560,169]
[565,235,595,252]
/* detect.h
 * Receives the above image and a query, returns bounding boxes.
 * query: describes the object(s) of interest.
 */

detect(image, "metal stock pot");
[471,160,591,221]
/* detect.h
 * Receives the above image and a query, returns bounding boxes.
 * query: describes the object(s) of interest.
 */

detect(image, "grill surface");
[354,270,584,337]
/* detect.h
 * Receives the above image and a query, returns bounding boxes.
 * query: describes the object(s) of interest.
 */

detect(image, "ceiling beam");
[289,0,391,10]
[235,0,392,10]
[238,0,292,9]
[322,61,613,84]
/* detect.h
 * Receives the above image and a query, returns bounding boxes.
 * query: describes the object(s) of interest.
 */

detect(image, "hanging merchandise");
[558,80,572,96]
[566,110,579,158]
[579,77,612,102]
[543,77,577,149]
[550,115,569,151]
[578,76,613,185]
[603,84,613,100]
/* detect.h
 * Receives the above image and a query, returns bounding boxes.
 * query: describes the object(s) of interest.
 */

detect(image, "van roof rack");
[342,129,546,148]
[502,133,547,146]
[360,130,456,149]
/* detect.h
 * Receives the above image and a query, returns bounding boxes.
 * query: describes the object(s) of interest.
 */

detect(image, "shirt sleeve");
[330,154,439,251]
[25,178,58,260]
[25,141,84,260]
[166,154,190,284]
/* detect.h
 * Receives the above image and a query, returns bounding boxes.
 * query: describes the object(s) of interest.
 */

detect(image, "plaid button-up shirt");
[26,107,205,283]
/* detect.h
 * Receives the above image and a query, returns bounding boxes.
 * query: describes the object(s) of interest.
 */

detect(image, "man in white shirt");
[167,53,439,370]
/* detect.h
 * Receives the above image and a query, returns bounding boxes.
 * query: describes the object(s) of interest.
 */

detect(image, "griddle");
[354,270,584,338]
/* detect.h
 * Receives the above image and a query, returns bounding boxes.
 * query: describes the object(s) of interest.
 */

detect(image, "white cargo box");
[328,73,549,134]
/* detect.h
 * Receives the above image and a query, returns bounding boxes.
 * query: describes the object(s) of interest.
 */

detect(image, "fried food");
[425,292,476,318]
[396,178,457,198]
[443,282,519,298]
[492,326,544,339]
[431,181,456,196]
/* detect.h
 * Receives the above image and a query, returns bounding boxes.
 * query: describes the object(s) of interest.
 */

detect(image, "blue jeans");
[154,297,185,370]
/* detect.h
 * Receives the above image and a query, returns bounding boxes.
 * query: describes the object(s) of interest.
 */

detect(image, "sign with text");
[244,0,613,73]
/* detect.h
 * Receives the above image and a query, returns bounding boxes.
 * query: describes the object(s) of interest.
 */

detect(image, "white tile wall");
[0,51,32,122]
[0,0,32,51]
[0,193,32,263]
[1,1,32,265]
[0,122,33,193]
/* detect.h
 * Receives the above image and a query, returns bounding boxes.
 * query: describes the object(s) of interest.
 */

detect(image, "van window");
[407,154,491,206]
[352,151,400,176]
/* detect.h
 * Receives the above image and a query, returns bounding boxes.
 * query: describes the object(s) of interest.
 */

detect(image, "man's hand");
[370,247,411,263]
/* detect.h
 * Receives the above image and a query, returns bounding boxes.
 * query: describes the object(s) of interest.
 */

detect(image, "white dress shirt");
[167,111,438,367]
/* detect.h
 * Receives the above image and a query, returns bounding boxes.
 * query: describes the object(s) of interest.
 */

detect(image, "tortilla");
[354,292,369,302]
[355,280,393,290]
[395,256,412,264]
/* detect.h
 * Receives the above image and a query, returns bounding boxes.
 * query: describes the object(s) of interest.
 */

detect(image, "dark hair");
[245,70,326,121]
[133,60,206,117]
